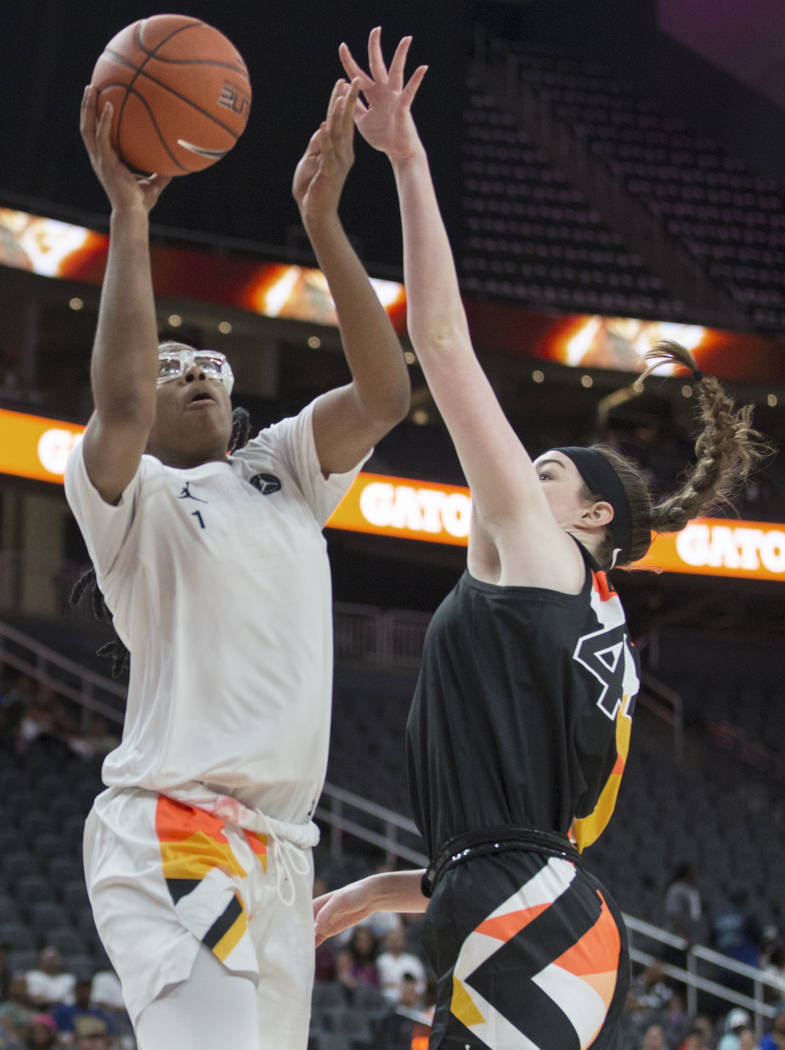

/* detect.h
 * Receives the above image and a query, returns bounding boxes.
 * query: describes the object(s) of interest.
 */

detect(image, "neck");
[148,445,228,469]
[564,527,605,566]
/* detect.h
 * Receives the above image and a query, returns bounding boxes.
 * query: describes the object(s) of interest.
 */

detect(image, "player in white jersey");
[66,77,410,1050]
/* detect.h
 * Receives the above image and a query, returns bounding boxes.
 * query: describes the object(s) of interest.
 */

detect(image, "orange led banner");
[0,409,84,483]
[635,518,785,582]
[1,409,782,582]
[327,474,785,581]
[327,472,472,546]
[3,206,785,383]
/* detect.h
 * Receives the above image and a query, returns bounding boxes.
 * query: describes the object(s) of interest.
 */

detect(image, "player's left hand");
[313,878,373,946]
[292,78,361,224]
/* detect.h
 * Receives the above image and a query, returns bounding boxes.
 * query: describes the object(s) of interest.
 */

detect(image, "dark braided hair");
[70,404,253,678]
[585,340,771,570]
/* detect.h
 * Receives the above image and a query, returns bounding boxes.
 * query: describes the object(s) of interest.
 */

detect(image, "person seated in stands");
[375,926,426,1005]
[638,1023,666,1050]
[710,889,760,968]
[625,960,672,1039]
[76,716,120,762]
[664,862,704,944]
[25,949,75,1011]
[73,1015,111,1050]
[335,925,380,992]
[374,973,432,1050]
[677,1017,716,1050]
[52,973,113,1043]
[760,1010,785,1050]
[716,1008,752,1050]
[20,1014,57,1050]
[0,975,34,1041]
[398,972,425,1013]
[86,970,122,1017]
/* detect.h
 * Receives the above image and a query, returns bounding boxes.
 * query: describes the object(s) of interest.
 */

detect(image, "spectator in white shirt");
[376,926,426,1005]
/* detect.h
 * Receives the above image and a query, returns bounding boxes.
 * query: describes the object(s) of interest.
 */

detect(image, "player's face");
[147,361,233,468]
[533,450,595,528]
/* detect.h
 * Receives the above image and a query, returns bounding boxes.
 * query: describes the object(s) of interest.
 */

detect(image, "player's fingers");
[326,78,346,122]
[80,86,96,138]
[401,65,428,108]
[367,26,388,82]
[340,80,361,140]
[339,41,369,86]
[388,36,412,90]
[96,101,114,148]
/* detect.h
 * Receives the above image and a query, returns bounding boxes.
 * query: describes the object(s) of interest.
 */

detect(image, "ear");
[582,499,615,527]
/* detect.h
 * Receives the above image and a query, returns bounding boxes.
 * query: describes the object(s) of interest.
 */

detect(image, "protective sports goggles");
[156,348,235,395]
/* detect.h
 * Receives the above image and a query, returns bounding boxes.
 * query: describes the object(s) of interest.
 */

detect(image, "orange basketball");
[90,14,251,176]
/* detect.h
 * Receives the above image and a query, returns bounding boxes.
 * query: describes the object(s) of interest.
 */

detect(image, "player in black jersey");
[314,30,768,1050]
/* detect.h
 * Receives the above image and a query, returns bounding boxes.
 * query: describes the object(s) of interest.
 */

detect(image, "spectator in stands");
[87,971,121,1017]
[639,1023,667,1050]
[661,989,690,1050]
[711,889,760,968]
[716,1008,751,1050]
[375,926,426,1005]
[398,971,424,1013]
[21,1015,57,1050]
[736,1028,755,1050]
[374,973,432,1050]
[335,925,380,992]
[25,949,75,1011]
[77,716,120,762]
[52,973,113,1043]
[678,1017,716,1050]
[759,1010,785,1050]
[314,28,768,1050]
[73,1015,110,1050]
[0,976,34,1040]
[67,69,409,1050]
[664,862,703,944]
[625,961,673,1040]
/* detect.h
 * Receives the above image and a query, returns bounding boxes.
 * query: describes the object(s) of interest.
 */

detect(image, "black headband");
[553,447,633,566]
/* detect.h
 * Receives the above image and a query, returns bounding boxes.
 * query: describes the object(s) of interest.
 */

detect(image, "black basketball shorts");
[420,850,630,1050]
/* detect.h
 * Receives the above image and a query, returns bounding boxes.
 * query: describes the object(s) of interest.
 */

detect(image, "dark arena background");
[0,1,784,1047]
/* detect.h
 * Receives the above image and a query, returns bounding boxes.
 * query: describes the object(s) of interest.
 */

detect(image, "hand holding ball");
[90,15,251,176]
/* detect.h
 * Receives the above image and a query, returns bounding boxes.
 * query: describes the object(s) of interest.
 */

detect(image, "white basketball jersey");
[65,403,365,824]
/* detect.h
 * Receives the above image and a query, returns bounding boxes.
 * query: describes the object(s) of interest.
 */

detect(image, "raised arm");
[340,31,583,588]
[292,78,410,477]
[79,86,171,504]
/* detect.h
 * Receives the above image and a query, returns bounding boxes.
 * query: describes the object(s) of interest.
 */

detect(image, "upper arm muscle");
[81,413,150,504]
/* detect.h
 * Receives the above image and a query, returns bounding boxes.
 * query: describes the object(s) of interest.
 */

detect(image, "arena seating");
[459,79,687,321]
[498,40,785,331]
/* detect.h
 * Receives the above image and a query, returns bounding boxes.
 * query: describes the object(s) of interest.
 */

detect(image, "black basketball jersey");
[405,548,639,859]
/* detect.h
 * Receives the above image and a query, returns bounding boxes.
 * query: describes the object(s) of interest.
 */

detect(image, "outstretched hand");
[339,27,427,161]
[80,86,171,213]
[292,78,361,224]
[313,881,374,947]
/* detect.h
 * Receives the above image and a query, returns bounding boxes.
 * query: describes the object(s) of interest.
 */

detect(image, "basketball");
[90,14,251,176]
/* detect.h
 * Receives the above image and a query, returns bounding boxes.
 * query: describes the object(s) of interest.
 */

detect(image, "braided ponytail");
[590,340,770,569]
[641,341,767,534]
